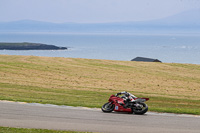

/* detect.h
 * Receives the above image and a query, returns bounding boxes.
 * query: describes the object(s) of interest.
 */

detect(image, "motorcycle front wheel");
[101,102,115,113]
[132,102,148,115]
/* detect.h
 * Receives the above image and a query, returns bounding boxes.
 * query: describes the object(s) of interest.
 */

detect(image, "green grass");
[0,83,109,108]
[0,55,200,115]
[0,127,90,133]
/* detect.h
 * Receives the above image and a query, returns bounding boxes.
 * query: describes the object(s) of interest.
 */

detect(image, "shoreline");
[0,42,67,50]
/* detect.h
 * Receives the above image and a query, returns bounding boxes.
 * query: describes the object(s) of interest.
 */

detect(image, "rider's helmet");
[125,92,129,97]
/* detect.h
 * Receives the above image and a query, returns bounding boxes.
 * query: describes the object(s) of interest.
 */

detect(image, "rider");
[115,91,137,107]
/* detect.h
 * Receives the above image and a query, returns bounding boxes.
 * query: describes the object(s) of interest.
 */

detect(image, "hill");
[0,9,200,34]
[154,8,200,26]
[0,55,199,115]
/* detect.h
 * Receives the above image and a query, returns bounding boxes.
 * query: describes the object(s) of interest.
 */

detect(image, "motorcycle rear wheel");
[101,102,115,113]
[132,102,148,115]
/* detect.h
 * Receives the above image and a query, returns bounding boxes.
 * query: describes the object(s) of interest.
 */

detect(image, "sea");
[1,32,200,64]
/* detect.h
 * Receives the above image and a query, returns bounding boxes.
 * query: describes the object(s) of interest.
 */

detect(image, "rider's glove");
[116,92,121,96]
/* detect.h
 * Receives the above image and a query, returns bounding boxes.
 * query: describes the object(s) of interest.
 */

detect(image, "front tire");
[101,102,115,113]
[132,102,148,115]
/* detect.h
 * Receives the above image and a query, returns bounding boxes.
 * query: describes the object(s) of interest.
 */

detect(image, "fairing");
[108,95,132,112]
[108,95,149,113]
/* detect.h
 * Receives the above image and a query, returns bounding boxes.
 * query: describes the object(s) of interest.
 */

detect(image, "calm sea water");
[1,33,200,64]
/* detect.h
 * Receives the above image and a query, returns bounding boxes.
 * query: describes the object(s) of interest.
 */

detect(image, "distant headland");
[0,42,67,50]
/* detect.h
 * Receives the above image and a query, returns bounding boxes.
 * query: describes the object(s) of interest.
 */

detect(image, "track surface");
[0,101,200,133]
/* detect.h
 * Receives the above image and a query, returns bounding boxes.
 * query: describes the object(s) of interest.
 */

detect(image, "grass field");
[0,127,90,133]
[0,55,200,115]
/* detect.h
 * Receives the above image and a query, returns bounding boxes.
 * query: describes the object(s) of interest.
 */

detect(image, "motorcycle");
[101,94,149,115]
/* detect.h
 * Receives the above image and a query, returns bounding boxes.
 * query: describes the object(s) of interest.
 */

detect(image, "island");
[0,42,67,50]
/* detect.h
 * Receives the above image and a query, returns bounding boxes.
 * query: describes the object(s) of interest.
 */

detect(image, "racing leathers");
[115,91,137,108]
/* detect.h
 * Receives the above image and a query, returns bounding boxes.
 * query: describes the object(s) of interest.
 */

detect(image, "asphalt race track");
[0,101,200,133]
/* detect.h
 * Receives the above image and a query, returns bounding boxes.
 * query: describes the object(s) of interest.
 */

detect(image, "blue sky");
[1,0,200,23]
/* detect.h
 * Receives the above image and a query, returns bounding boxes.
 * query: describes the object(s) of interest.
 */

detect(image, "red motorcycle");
[102,94,149,115]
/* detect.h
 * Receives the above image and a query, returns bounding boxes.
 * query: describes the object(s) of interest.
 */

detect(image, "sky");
[1,0,200,23]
